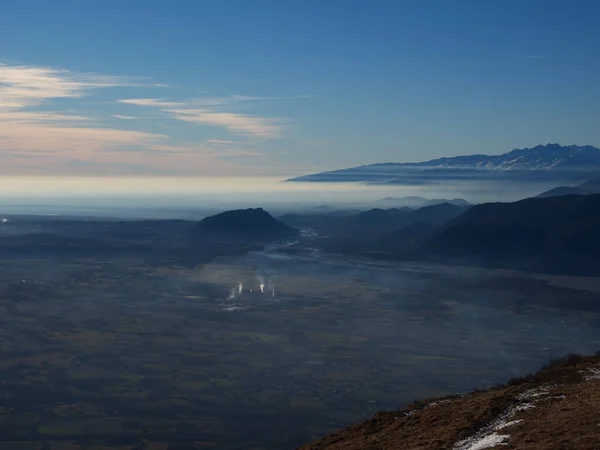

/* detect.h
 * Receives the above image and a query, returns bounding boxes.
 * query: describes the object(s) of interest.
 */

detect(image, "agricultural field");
[0,221,599,449]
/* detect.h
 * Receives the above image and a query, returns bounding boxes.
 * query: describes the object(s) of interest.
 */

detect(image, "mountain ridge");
[286,194,600,277]
[537,176,600,198]
[377,196,471,207]
[418,194,600,275]
[287,144,600,185]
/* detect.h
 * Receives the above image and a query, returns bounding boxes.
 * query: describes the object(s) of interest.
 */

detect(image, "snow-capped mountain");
[287,144,600,184]
[423,144,600,171]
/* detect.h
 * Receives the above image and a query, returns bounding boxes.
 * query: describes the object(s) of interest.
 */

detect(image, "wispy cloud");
[0,122,167,154]
[165,108,283,137]
[0,63,133,110]
[0,63,169,162]
[0,62,304,175]
[118,98,185,108]
[119,94,305,138]
[205,139,239,146]
[0,111,89,124]
[113,114,139,120]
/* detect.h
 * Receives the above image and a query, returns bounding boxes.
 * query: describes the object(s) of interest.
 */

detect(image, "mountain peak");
[196,208,299,240]
[286,144,600,185]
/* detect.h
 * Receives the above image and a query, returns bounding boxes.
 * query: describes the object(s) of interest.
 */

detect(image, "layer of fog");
[0,176,560,219]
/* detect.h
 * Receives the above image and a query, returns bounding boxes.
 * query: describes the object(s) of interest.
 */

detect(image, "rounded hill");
[196,207,300,240]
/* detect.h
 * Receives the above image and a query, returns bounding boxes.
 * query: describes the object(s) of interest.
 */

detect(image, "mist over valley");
[1,163,600,447]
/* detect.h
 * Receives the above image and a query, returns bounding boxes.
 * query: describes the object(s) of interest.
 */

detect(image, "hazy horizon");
[0,175,563,219]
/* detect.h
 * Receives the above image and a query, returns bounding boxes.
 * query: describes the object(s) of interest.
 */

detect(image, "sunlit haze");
[0,176,552,217]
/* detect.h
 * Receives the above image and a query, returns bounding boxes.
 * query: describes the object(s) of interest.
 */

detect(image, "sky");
[1,0,600,177]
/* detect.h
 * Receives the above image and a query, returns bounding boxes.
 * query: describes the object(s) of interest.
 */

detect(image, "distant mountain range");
[279,202,468,236]
[287,144,600,185]
[349,203,467,230]
[279,202,470,259]
[377,196,471,208]
[282,193,600,276]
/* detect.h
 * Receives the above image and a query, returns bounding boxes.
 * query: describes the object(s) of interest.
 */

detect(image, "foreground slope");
[300,355,600,450]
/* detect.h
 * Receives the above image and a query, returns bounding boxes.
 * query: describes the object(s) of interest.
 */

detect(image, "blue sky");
[1,0,599,176]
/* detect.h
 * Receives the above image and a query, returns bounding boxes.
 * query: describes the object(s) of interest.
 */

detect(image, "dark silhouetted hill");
[349,203,466,231]
[349,208,411,230]
[288,195,600,275]
[299,204,464,257]
[196,208,300,240]
[280,203,468,236]
[409,202,466,226]
[383,221,437,255]
[423,194,600,274]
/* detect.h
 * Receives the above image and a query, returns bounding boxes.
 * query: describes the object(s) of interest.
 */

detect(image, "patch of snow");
[459,433,509,450]
[514,403,535,412]
[496,420,522,430]
[582,367,600,381]
[517,386,551,401]
[427,399,450,408]
[453,409,517,450]
[454,386,554,450]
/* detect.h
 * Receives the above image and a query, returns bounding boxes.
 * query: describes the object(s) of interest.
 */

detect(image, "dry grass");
[299,355,600,450]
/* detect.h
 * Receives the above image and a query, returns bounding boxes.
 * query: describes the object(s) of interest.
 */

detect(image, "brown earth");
[299,354,600,450]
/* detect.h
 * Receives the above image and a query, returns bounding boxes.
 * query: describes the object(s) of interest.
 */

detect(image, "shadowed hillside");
[424,194,600,274]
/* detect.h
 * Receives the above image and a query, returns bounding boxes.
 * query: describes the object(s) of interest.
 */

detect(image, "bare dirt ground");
[299,355,600,450]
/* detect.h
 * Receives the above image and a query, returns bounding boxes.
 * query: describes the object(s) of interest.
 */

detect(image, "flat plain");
[0,240,599,449]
